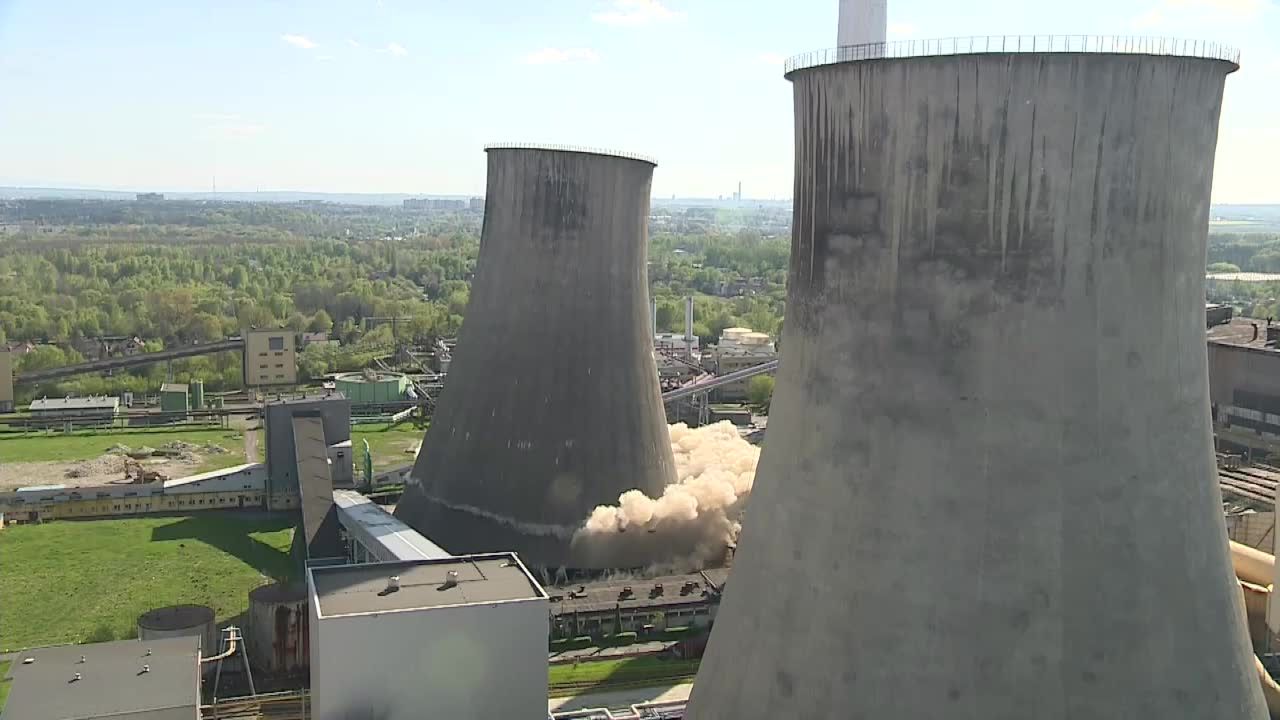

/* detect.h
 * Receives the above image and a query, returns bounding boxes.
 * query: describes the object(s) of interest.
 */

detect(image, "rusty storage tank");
[247,582,309,675]
[137,604,218,655]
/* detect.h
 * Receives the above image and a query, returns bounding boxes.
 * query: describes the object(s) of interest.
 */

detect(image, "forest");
[0,200,791,399]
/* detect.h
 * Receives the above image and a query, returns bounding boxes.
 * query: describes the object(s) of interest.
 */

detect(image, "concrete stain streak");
[685,53,1262,719]
[396,148,676,569]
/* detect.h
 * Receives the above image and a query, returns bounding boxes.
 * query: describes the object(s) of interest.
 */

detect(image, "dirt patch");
[0,441,232,491]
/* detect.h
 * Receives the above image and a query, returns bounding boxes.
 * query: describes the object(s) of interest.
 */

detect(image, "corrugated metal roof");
[332,489,451,561]
[160,383,189,393]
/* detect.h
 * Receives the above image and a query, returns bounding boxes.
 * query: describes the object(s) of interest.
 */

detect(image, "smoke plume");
[568,421,759,571]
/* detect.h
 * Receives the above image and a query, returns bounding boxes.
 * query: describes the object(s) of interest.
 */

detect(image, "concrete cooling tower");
[395,145,677,570]
[686,42,1265,718]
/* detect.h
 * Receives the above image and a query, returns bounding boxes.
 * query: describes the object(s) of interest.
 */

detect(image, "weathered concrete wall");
[396,148,676,569]
[837,0,886,47]
[686,53,1263,719]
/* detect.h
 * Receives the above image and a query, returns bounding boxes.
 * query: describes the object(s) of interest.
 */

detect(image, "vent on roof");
[440,570,459,590]
[386,575,400,593]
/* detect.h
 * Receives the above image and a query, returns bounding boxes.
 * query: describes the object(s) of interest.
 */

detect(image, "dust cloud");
[568,421,759,571]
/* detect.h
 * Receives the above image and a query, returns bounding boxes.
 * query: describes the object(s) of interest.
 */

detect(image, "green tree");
[747,375,775,413]
[309,309,334,334]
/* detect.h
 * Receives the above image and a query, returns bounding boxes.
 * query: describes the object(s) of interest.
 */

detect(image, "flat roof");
[160,383,188,393]
[548,568,730,615]
[2,636,198,720]
[1208,317,1269,348]
[29,396,120,411]
[310,554,545,618]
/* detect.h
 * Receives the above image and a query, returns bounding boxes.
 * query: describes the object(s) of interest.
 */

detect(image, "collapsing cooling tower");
[686,43,1265,718]
[396,145,677,569]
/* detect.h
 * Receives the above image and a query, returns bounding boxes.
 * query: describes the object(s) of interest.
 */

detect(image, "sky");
[0,0,1276,202]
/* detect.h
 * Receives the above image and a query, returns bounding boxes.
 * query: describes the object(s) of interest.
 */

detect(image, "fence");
[484,143,658,166]
[783,35,1242,74]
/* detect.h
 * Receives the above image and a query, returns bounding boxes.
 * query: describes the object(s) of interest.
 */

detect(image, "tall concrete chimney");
[837,0,886,48]
[684,296,695,356]
[396,145,677,569]
[686,45,1261,718]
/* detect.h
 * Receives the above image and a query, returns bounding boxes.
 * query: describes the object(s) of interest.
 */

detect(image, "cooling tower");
[395,145,677,569]
[686,43,1265,718]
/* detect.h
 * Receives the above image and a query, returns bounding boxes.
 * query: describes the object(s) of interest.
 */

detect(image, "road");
[242,424,260,464]
[548,682,693,714]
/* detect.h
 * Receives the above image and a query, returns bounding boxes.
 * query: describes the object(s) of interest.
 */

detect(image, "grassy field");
[0,513,295,651]
[0,659,10,713]
[351,421,426,472]
[548,656,700,695]
[0,426,251,466]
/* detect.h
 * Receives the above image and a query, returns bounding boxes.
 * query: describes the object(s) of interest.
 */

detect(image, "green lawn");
[0,513,296,651]
[0,659,11,714]
[548,656,700,695]
[351,421,426,472]
[0,427,249,465]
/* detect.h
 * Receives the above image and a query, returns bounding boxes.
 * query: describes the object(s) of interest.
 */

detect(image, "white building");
[307,554,548,720]
[709,327,777,401]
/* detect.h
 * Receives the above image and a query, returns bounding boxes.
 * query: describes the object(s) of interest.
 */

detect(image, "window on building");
[275,363,283,368]
[269,336,285,351]
[113,505,120,511]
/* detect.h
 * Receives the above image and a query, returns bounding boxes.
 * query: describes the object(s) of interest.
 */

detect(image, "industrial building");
[1208,317,1280,461]
[333,370,411,405]
[333,489,450,563]
[705,327,775,401]
[28,395,120,427]
[159,382,189,414]
[242,329,297,386]
[549,568,728,640]
[307,554,547,720]
[263,394,353,503]
[397,145,677,569]
[686,41,1262,718]
[0,463,280,523]
[1,636,201,720]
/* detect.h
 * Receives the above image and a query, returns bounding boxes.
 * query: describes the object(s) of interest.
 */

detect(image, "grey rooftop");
[310,553,545,617]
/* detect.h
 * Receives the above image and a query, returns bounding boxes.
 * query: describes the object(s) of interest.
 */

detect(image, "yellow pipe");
[1232,540,1274,588]
[200,628,237,663]
[1256,655,1280,719]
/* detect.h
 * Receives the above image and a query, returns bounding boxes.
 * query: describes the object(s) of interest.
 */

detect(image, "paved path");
[243,426,260,463]
[548,682,693,714]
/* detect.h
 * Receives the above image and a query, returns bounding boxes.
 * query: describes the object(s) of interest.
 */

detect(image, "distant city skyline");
[0,0,1276,202]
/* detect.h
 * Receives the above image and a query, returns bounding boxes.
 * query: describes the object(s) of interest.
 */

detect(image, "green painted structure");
[159,383,189,413]
[334,371,410,405]
[190,379,205,409]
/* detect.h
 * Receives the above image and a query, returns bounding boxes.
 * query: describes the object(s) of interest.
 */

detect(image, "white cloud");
[758,52,785,66]
[384,42,408,56]
[593,0,683,26]
[522,47,600,65]
[281,34,318,50]
[346,38,362,48]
